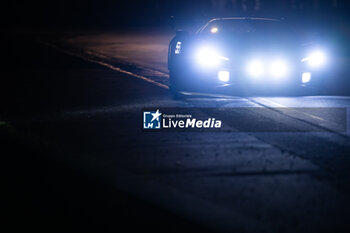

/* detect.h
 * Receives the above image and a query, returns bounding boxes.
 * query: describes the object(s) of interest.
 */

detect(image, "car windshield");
[201,19,293,39]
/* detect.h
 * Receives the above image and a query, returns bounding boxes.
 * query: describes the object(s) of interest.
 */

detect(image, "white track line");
[43,41,169,89]
[257,97,328,122]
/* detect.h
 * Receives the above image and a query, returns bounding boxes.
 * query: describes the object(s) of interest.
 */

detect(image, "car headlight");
[269,60,288,78]
[246,60,264,77]
[302,50,326,67]
[218,71,230,82]
[246,59,289,78]
[302,72,312,83]
[195,46,229,68]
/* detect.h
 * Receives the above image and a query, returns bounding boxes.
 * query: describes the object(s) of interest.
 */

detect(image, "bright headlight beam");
[218,71,229,82]
[302,72,311,83]
[247,60,264,77]
[269,60,288,78]
[196,46,228,68]
[196,47,220,67]
[247,59,288,78]
[302,50,326,67]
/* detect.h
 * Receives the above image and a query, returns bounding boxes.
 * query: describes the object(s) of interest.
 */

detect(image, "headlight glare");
[302,50,326,67]
[302,72,312,83]
[195,46,228,68]
[270,60,288,78]
[246,60,264,77]
[218,71,230,82]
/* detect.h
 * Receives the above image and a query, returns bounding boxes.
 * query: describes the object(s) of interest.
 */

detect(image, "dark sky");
[5,0,350,29]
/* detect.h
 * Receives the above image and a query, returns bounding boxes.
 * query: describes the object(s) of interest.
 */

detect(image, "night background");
[6,1,350,27]
[3,1,350,233]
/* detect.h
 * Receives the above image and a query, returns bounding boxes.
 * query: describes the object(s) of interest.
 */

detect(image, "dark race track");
[2,31,350,233]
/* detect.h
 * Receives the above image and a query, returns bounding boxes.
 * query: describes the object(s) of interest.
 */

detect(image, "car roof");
[208,17,281,23]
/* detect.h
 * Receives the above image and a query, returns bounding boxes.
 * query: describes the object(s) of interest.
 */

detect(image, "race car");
[168,17,328,97]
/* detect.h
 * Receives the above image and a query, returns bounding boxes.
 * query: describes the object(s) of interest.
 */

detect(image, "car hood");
[197,35,302,61]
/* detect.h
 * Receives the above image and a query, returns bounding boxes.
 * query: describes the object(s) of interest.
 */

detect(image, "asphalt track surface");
[2,30,350,233]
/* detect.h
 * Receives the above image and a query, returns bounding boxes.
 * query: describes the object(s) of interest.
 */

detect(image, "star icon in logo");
[151,109,162,122]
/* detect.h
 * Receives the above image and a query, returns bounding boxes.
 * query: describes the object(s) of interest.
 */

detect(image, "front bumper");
[183,66,303,91]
